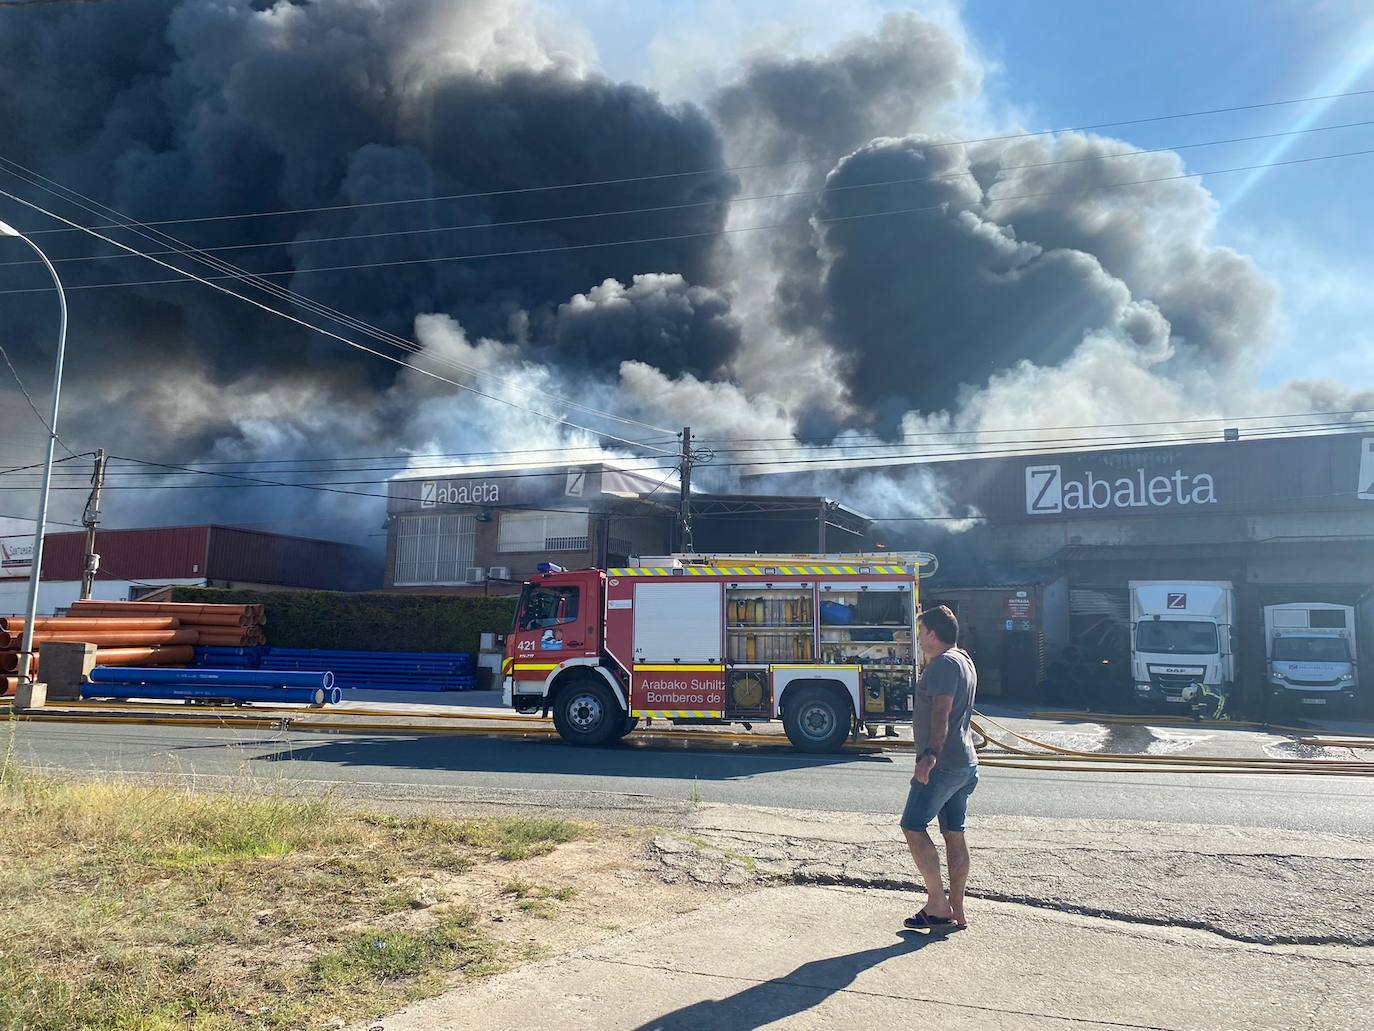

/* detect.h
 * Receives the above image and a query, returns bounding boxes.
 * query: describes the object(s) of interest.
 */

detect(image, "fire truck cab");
[502,552,937,752]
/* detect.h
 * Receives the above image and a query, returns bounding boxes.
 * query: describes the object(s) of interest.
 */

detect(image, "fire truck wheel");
[552,678,621,747]
[613,716,640,740]
[782,685,851,753]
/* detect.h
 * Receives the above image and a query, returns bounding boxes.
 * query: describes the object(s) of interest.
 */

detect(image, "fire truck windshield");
[518,584,580,631]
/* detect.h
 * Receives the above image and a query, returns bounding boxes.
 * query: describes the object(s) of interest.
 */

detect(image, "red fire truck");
[501,552,937,752]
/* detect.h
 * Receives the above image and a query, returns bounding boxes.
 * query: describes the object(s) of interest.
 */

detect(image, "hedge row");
[169,588,515,653]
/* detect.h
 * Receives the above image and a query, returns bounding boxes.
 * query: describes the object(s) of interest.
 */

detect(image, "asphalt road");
[9,720,1374,835]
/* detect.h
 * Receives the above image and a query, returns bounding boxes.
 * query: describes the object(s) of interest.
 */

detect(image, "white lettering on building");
[1026,465,1218,515]
[420,481,501,508]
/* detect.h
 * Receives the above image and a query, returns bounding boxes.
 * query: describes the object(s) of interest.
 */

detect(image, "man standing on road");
[900,605,978,931]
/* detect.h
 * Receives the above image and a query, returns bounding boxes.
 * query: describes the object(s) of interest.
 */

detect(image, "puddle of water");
[1018,726,1108,753]
[1096,724,1156,754]
[1263,740,1366,761]
[1026,722,1212,756]
[1141,727,1213,756]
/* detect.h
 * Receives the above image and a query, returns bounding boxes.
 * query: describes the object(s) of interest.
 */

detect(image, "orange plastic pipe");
[69,599,251,611]
[71,601,259,619]
[71,607,252,628]
[93,645,196,666]
[0,617,180,632]
[29,629,200,646]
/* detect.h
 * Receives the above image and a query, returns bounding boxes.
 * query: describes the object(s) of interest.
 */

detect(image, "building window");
[497,510,589,553]
[393,513,476,585]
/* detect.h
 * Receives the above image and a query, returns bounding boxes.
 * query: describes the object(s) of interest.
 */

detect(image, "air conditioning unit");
[465,566,486,583]
[487,566,513,581]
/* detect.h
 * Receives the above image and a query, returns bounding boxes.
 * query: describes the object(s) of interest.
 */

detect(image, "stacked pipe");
[0,615,199,697]
[192,646,264,669]
[259,648,475,691]
[68,600,267,646]
[82,666,340,707]
[196,646,478,692]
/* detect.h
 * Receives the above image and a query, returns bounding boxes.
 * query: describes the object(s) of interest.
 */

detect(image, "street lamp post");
[0,219,69,704]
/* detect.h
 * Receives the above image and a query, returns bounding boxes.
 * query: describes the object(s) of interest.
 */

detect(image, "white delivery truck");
[1264,602,1358,711]
[1130,581,1236,709]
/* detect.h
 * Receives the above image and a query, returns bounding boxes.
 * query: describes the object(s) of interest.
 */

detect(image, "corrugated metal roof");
[206,526,375,590]
[42,526,209,581]
[41,525,378,590]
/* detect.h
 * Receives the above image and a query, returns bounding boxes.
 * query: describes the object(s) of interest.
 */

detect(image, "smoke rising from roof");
[0,2,1364,549]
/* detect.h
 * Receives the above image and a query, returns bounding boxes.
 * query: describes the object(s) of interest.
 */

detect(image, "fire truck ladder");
[632,552,940,577]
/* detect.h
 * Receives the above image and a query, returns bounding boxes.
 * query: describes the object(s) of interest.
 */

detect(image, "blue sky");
[556,0,1374,392]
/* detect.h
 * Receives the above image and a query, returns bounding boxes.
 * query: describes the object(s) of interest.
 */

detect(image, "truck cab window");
[1274,637,1350,662]
[519,586,580,631]
[1136,620,1218,655]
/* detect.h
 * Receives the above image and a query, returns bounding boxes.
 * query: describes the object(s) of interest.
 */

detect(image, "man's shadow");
[634,930,949,1030]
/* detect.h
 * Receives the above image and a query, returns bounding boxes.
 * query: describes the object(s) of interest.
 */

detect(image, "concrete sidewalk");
[366,883,1371,1030]
[673,804,1374,946]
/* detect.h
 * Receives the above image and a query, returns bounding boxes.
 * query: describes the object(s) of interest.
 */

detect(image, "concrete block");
[40,641,98,701]
[13,680,46,711]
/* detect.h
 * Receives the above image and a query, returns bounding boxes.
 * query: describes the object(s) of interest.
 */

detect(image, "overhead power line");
[4,422,1366,501]
[0,1,116,7]
[12,415,1374,484]
[0,453,88,477]
[19,86,1374,234]
[0,342,81,458]
[0,184,677,457]
[696,416,1374,455]
[119,440,684,469]
[695,407,1374,446]
[8,116,1374,269]
[0,158,680,441]
[6,416,1373,487]
[7,144,1372,296]
[0,408,1360,478]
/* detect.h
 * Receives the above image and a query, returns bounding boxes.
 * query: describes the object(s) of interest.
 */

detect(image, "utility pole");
[79,448,107,600]
[678,425,694,554]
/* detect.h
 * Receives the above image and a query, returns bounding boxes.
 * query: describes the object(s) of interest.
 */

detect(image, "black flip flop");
[903,909,960,931]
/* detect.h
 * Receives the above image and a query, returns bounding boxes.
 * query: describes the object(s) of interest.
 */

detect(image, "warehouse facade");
[943,431,1370,714]
[384,459,872,596]
[745,431,1374,714]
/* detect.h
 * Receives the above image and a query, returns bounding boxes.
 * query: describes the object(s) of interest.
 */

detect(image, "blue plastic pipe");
[81,683,341,706]
[87,666,333,690]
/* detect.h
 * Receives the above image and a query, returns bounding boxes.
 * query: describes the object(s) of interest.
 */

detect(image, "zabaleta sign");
[1026,464,1218,515]
[898,432,1372,523]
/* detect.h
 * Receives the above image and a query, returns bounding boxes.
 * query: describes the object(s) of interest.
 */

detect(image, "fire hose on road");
[5,697,1372,774]
[970,710,1374,777]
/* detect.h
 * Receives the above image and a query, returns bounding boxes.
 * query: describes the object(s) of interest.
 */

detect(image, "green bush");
[169,588,515,653]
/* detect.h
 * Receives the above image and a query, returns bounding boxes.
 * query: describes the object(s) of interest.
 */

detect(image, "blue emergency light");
[537,562,565,573]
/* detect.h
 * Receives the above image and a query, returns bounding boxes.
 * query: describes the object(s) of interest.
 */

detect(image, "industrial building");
[380,433,1374,714]
[0,524,380,615]
[755,430,1374,715]
[384,459,872,595]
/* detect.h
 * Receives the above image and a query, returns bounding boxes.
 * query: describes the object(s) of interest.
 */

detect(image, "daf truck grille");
[1151,673,1198,697]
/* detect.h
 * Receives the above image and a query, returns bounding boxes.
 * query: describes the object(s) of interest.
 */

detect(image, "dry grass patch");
[0,758,583,1031]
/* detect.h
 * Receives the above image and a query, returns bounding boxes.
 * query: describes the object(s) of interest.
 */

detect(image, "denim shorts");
[900,765,979,833]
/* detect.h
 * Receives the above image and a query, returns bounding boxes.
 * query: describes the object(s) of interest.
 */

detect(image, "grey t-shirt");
[913,647,978,769]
